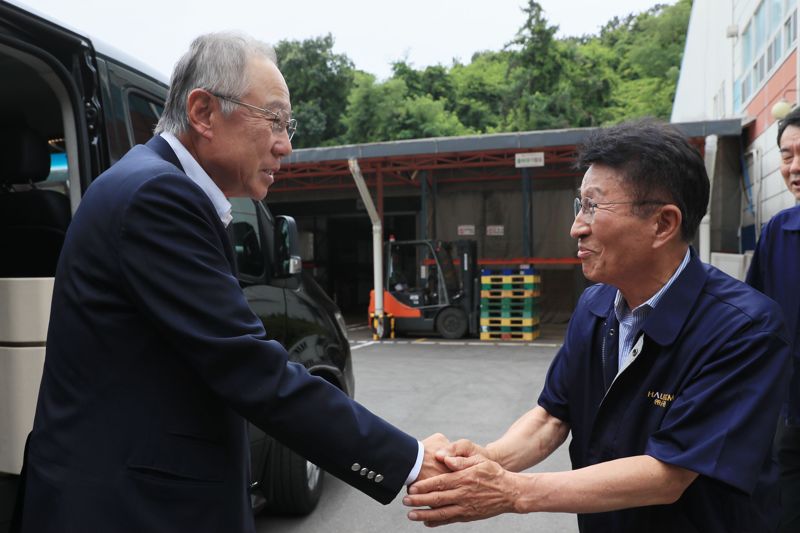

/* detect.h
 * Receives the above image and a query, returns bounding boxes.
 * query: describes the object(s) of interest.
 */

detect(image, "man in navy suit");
[14,32,447,532]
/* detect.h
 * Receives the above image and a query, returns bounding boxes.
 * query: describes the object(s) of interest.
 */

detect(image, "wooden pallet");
[479,330,540,341]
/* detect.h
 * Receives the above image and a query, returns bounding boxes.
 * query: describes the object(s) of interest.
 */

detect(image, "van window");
[47,149,69,183]
[231,198,266,279]
[128,92,163,145]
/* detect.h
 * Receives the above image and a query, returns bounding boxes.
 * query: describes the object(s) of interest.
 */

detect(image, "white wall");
[672,0,737,121]
[674,0,799,238]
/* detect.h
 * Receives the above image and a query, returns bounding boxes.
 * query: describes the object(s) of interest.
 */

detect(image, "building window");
[768,33,783,69]
[755,2,767,51]
[785,10,797,52]
[743,23,753,67]
[742,73,752,102]
[771,0,783,33]
[738,1,797,111]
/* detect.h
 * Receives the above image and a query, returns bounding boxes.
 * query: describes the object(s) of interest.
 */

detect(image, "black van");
[0,2,354,528]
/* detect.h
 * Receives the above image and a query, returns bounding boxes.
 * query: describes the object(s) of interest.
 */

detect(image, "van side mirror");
[275,215,302,277]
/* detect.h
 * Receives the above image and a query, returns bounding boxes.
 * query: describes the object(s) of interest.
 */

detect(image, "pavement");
[256,322,578,533]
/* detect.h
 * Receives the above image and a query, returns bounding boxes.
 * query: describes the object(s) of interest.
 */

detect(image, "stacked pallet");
[479,268,541,341]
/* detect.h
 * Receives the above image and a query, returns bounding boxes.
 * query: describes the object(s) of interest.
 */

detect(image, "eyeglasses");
[210,91,297,141]
[573,197,667,223]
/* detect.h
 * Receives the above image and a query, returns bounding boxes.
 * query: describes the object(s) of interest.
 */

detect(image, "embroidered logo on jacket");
[647,390,675,408]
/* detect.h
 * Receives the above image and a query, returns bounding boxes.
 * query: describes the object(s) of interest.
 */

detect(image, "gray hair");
[155,31,278,135]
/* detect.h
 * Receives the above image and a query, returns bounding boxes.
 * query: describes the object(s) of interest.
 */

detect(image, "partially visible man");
[404,120,790,532]
[13,32,447,533]
[746,107,800,533]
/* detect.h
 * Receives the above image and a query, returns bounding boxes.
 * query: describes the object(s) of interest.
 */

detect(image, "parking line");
[350,341,377,351]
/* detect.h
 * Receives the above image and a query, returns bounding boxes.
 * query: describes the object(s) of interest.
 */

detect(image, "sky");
[18,0,675,82]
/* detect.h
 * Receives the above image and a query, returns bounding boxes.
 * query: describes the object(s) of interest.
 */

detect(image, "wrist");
[511,473,539,514]
[484,442,503,467]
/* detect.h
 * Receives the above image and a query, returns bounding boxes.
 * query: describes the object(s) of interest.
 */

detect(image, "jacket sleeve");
[117,173,418,503]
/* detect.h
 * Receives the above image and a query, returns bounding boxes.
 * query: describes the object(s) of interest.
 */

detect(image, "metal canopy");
[272,119,743,194]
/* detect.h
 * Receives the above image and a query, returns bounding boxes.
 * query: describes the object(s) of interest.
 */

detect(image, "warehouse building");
[267,120,743,322]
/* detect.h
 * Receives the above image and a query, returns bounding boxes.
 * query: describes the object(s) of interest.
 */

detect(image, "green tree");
[600,0,692,122]
[504,0,564,129]
[274,0,691,145]
[343,73,469,143]
[449,50,514,132]
[275,34,354,148]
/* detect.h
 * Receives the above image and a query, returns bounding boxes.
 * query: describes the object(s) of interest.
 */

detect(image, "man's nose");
[790,142,800,173]
[273,134,292,158]
[570,213,590,240]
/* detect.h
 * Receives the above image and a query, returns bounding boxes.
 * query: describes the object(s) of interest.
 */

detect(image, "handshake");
[405,433,522,527]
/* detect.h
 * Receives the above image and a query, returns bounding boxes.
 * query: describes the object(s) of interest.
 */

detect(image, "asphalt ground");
[256,324,578,533]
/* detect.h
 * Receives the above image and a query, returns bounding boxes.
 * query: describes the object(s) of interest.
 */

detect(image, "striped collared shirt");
[614,248,691,374]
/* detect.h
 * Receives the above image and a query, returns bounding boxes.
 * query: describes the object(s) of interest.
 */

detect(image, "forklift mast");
[454,240,479,336]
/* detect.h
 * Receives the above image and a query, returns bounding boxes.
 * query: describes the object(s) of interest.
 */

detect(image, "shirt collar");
[614,247,692,319]
[160,132,233,227]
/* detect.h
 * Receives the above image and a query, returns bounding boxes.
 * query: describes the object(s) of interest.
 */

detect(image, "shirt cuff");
[405,440,425,485]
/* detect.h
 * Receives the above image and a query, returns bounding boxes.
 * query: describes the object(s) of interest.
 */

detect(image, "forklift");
[368,238,479,338]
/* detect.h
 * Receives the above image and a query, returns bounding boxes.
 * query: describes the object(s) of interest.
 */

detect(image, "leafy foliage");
[275,34,354,147]
[277,0,692,146]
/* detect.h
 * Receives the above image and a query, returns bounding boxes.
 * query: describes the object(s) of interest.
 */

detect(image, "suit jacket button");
[351,463,361,472]
[375,474,384,483]
[360,468,368,476]
[367,471,375,479]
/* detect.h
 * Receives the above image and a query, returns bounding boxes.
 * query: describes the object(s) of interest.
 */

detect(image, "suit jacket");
[15,136,418,532]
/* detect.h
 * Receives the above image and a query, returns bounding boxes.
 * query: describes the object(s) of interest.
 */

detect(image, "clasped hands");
[408,434,520,527]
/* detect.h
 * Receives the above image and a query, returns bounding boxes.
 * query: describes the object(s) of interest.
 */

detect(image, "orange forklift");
[368,238,479,338]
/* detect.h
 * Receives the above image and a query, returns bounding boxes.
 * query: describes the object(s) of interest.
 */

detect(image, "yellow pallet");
[480,317,540,327]
[480,331,540,341]
[480,274,541,284]
[480,289,541,299]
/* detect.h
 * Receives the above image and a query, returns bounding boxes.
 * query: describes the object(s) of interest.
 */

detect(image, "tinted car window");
[230,198,265,278]
[128,92,163,145]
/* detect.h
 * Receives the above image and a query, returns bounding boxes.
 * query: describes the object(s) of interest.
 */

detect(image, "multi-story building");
[672,0,799,255]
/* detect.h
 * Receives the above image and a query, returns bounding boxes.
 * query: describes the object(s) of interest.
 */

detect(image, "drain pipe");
[348,158,385,337]
[700,135,718,263]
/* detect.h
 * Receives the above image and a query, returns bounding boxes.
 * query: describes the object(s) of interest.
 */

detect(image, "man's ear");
[186,89,215,140]
[653,204,683,248]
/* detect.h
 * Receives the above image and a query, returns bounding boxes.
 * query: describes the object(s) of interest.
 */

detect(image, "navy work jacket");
[539,250,790,533]
[747,205,800,425]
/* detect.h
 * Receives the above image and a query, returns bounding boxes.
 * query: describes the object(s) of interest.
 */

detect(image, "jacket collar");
[780,205,800,231]
[584,247,708,346]
[145,135,184,172]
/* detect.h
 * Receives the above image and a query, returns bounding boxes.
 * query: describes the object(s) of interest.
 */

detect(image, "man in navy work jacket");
[13,32,448,533]
[747,106,800,533]
[404,120,791,532]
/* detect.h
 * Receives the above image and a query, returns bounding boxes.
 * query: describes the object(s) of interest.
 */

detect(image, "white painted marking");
[350,341,377,351]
